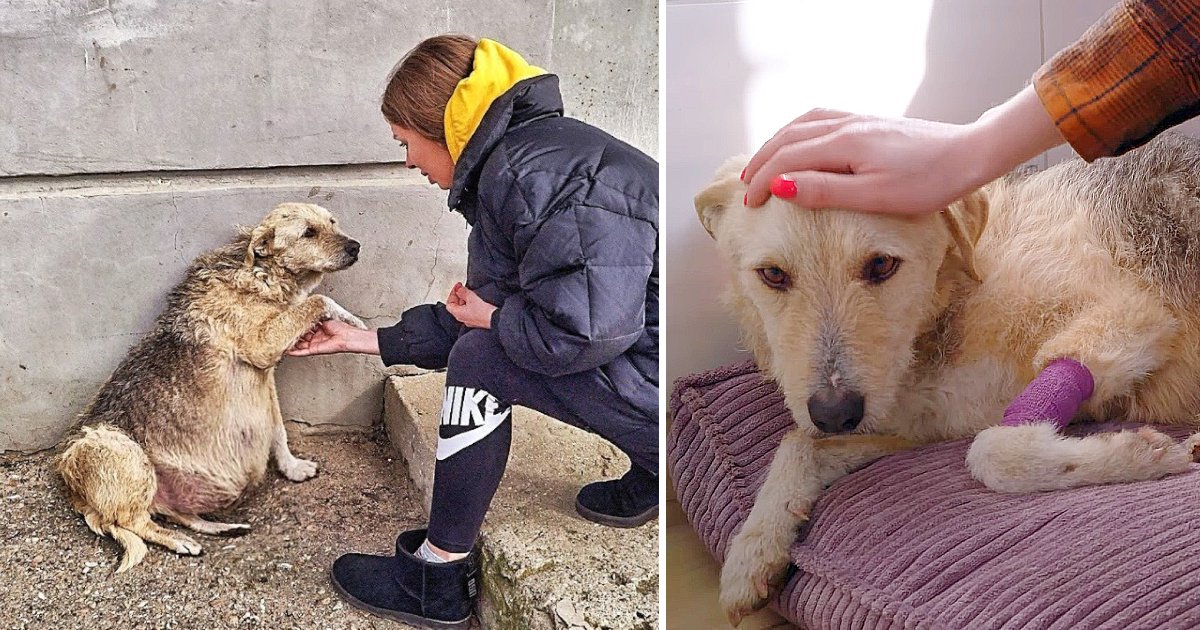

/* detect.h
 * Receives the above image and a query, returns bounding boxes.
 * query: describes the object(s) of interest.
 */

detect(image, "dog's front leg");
[720,431,915,626]
[269,383,317,482]
[242,295,364,368]
[967,297,1193,492]
[318,295,367,330]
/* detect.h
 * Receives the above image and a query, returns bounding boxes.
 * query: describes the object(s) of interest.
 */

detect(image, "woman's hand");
[743,86,1066,214]
[287,320,380,357]
[446,282,497,329]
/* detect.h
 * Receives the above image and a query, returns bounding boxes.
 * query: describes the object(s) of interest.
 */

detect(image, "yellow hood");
[443,39,546,163]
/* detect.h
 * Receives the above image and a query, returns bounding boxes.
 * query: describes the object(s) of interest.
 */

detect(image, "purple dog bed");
[668,361,1200,630]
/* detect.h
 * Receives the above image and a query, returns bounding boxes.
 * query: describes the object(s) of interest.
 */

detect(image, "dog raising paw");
[967,423,1193,493]
[320,295,367,329]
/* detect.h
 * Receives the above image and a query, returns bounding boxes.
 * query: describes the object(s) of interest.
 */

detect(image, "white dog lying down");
[694,134,1200,624]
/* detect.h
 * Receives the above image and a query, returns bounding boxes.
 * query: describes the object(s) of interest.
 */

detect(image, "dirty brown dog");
[55,202,365,573]
[695,134,1200,624]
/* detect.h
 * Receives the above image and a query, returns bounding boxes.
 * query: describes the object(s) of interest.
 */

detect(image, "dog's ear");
[940,188,989,282]
[245,225,275,267]
[694,157,749,239]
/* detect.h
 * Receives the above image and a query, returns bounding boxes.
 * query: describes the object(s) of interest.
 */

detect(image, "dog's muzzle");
[340,238,361,266]
[807,386,865,434]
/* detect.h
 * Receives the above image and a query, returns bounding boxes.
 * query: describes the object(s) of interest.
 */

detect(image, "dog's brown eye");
[863,255,901,284]
[303,227,317,238]
[756,266,791,290]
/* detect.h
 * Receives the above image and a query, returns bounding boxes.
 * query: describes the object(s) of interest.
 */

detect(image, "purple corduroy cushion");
[668,362,1200,630]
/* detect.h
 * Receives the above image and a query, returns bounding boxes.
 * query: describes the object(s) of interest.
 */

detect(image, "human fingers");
[743,113,854,188]
[768,171,889,214]
[745,134,859,207]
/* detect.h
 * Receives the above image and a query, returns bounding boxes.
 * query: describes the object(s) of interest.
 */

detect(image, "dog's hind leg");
[124,513,204,556]
[719,430,916,626]
[55,424,163,572]
[157,508,251,537]
[968,295,1193,492]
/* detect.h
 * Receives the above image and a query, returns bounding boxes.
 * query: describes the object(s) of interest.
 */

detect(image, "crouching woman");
[289,34,658,628]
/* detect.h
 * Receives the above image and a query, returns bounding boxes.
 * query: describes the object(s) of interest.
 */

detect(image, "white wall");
[665,0,1200,387]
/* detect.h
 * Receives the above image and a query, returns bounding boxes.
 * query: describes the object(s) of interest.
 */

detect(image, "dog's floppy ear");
[694,156,749,239]
[245,225,275,267]
[940,188,989,282]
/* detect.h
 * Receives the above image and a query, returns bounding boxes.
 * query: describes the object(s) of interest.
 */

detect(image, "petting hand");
[742,109,982,214]
[287,319,380,357]
[445,282,497,329]
[743,86,1066,214]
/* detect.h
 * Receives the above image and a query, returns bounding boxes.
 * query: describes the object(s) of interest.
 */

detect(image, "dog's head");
[245,203,361,274]
[696,157,987,435]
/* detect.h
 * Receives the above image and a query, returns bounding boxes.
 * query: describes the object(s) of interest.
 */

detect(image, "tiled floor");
[665,493,792,629]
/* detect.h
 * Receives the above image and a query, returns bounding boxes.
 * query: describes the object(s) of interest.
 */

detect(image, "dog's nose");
[807,387,865,434]
[345,239,361,257]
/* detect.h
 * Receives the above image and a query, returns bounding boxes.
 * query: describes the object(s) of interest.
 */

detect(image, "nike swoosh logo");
[435,406,512,460]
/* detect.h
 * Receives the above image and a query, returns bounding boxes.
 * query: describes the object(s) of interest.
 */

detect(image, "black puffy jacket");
[378,75,658,410]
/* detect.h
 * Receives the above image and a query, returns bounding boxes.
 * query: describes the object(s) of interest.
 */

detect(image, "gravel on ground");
[0,428,470,630]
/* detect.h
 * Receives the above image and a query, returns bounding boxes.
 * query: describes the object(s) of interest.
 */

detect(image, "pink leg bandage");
[1001,358,1095,429]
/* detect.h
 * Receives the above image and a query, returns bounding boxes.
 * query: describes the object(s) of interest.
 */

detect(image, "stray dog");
[55,202,365,573]
[694,134,1200,624]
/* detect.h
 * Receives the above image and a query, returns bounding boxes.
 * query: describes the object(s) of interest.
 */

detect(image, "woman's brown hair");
[381,35,477,145]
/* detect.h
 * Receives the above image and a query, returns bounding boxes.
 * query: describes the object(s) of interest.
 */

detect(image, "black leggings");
[425,329,657,553]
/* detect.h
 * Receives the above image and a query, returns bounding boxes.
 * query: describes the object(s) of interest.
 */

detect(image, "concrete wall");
[0,0,659,452]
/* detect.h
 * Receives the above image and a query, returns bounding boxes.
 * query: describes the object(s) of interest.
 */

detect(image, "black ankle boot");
[330,528,479,629]
[575,464,659,528]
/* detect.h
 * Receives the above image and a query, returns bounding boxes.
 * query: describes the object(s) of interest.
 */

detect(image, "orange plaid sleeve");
[1034,0,1200,161]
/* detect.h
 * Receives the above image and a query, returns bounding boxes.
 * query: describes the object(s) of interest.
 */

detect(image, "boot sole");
[575,498,659,528]
[328,567,473,629]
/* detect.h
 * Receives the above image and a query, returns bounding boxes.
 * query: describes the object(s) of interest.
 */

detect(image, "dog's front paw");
[719,521,794,627]
[968,423,1192,493]
[319,296,367,330]
[280,457,318,482]
[171,534,203,556]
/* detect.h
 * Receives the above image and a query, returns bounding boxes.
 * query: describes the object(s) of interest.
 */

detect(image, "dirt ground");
[0,429,471,630]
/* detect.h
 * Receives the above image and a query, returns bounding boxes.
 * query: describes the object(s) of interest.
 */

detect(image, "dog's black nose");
[345,239,361,257]
[807,387,865,434]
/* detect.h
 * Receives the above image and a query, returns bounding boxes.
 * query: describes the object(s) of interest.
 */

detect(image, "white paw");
[320,296,367,329]
[280,457,318,482]
[967,423,1192,493]
[719,518,797,627]
[174,536,203,556]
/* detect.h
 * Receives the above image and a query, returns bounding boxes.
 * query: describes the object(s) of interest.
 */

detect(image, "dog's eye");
[303,227,317,238]
[756,266,791,290]
[863,255,901,284]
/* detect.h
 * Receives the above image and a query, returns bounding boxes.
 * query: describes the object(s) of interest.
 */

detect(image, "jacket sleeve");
[493,202,657,377]
[376,302,462,369]
[1033,0,1200,160]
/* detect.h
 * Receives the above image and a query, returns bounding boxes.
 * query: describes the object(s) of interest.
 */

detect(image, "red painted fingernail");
[740,168,746,181]
[770,177,797,199]
[743,193,748,206]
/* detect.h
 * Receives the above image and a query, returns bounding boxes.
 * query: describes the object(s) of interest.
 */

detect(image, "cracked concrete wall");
[0,0,659,452]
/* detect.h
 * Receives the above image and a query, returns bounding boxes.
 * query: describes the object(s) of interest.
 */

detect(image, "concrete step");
[383,372,658,630]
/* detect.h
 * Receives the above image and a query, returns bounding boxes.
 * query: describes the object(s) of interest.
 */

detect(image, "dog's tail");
[107,524,149,573]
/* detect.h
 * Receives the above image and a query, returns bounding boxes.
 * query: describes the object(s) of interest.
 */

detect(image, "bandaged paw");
[967,423,1192,493]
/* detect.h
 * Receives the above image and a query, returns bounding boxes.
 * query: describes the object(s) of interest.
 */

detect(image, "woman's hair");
[381,34,477,145]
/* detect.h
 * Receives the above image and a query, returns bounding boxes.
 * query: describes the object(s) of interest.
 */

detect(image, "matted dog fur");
[695,134,1200,624]
[55,202,365,573]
